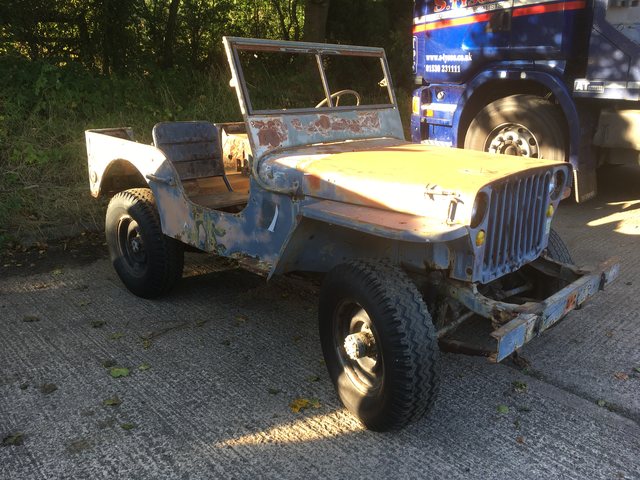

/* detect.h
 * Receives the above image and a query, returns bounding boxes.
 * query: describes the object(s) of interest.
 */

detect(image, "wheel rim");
[333,300,383,394]
[116,215,147,276]
[485,123,539,158]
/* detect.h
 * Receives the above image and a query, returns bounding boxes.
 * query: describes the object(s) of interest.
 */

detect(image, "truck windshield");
[235,47,394,113]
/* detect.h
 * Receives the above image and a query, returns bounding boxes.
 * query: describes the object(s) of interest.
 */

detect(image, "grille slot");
[480,171,551,283]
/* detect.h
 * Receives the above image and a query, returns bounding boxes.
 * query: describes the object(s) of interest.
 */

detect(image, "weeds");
[0,56,241,244]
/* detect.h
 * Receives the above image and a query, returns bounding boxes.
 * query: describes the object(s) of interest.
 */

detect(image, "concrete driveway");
[1,166,639,479]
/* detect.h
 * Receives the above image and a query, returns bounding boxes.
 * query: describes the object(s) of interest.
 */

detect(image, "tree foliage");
[0,0,412,81]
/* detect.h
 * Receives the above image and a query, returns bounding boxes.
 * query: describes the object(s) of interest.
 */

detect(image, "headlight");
[470,192,488,228]
[549,169,566,201]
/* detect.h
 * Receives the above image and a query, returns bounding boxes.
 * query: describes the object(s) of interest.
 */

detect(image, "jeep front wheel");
[319,260,440,431]
[105,188,184,298]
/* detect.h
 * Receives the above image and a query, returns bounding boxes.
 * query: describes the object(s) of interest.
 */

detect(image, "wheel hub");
[487,124,539,158]
[130,237,142,253]
[344,330,377,360]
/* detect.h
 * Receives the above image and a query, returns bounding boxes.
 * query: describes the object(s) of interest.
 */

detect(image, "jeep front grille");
[480,171,552,284]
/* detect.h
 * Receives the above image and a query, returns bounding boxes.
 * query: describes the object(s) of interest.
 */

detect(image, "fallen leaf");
[138,363,150,371]
[91,320,106,328]
[109,367,130,378]
[102,395,122,407]
[307,375,320,382]
[234,314,248,325]
[142,339,152,350]
[195,319,206,327]
[605,330,614,338]
[289,397,321,413]
[613,372,629,381]
[2,432,24,446]
[19,383,29,390]
[512,380,528,393]
[51,269,63,275]
[596,399,607,407]
[120,423,136,431]
[497,405,509,414]
[67,439,91,453]
[22,315,40,323]
[110,332,124,340]
[77,300,91,307]
[267,388,281,395]
[516,436,525,444]
[40,383,57,395]
[102,359,117,368]
[634,367,640,373]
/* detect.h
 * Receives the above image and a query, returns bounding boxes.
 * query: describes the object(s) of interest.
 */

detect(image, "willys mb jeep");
[85,37,619,431]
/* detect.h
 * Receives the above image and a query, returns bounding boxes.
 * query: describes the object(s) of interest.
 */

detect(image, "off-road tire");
[105,188,184,298]
[464,94,567,161]
[546,228,573,264]
[319,260,441,431]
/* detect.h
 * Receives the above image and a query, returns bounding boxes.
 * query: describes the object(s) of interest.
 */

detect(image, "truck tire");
[464,94,567,161]
[105,188,184,298]
[319,260,440,431]
[546,228,573,264]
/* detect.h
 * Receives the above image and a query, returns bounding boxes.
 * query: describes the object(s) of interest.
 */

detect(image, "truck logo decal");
[413,0,586,32]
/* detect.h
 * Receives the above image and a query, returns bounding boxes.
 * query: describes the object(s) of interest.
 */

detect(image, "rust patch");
[251,119,288,148]
[306,174,322,192]
[292,112,381,136]
[564,292,577,314]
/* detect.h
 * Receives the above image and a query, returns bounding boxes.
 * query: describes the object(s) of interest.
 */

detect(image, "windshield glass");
[235,45,394,113]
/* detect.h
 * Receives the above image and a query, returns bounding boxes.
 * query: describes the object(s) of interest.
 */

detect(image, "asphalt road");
[1,166,639,479]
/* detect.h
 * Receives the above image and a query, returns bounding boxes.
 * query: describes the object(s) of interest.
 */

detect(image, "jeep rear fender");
[85,128,177,198]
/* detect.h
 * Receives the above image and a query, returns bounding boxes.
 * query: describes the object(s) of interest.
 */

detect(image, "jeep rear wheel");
[105,188,184,298]
[464,94,567,161]
[319,260,440,431]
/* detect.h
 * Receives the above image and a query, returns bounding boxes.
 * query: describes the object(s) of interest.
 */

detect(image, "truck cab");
[411,0,640,202]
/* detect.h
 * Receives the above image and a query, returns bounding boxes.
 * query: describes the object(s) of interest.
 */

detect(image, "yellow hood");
[265,139,562,221]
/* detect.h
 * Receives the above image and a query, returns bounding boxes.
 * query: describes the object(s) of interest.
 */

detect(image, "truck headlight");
[470,192,488,228]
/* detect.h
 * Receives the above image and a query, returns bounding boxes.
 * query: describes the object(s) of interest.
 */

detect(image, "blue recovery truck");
[411,0,640,202]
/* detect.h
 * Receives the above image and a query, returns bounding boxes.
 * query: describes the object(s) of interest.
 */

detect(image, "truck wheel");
[319,260,440,431]
[105,188,184,298]
[464,94,567,161]
[546,228,573,264]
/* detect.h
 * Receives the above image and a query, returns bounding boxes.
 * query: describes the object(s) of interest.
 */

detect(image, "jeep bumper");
[441,257,620,362]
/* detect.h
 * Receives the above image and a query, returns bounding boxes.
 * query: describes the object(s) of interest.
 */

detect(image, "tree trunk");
[161,0,181,68]
[303,0,330,43]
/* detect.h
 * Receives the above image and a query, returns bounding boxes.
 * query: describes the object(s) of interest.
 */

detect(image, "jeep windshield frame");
[222,37,405,171]
[223,36,398,115]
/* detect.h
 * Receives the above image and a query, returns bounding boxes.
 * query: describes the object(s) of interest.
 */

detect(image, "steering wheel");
[315,89,361,108]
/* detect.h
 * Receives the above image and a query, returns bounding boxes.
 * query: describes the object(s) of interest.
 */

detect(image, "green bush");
[0,56,242,245]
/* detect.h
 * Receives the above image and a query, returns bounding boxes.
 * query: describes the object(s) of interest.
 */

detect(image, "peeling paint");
[250,119,288,148]
[291,112,381,136]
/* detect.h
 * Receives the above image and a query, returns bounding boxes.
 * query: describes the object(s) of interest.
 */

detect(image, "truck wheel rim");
[117,216,147,274]
[485,123,539,158]
[333,300,383,393]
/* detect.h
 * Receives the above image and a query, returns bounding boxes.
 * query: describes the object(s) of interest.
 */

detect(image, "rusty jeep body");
[85,37,619,431]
